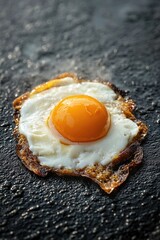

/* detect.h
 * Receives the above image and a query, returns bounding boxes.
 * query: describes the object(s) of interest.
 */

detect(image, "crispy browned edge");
[13,72,148,194]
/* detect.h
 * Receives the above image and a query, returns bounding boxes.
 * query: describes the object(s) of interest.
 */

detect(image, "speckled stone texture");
[0,0,160,239]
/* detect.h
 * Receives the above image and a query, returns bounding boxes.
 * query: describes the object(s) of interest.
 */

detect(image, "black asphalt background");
[0,0,160,239]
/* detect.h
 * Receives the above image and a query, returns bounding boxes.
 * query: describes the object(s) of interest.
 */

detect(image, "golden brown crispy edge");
[13,72,148,194]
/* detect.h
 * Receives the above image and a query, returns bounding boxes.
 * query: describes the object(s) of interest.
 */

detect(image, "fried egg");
[13,73,148,193]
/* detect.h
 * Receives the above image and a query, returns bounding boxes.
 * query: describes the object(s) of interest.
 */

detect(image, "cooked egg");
[19,76,139,169]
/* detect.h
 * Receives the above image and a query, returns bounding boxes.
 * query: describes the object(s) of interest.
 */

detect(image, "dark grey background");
[0,0,160,239]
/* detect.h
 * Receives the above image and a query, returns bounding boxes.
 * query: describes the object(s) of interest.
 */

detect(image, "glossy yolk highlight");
[49,95,110,142]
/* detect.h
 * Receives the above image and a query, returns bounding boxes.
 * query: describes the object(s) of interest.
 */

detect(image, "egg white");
[19,77,138,169]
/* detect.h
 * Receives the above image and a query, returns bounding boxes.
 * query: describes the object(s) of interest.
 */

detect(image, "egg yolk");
[49,95,110,142]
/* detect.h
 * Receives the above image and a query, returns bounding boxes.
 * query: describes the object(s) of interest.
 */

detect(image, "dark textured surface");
[0,0,160,239]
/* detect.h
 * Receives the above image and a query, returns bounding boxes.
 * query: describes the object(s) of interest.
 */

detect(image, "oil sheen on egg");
[19,77,138,169]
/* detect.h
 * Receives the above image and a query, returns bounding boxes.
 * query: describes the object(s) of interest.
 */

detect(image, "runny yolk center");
[49,95,110,142]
